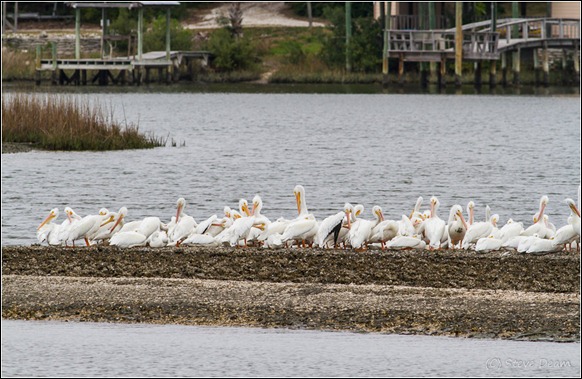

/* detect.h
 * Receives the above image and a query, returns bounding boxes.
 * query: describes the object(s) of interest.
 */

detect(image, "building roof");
[65,2,180,9]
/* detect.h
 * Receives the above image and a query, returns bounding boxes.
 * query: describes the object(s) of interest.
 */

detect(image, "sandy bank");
[2,246,579,341]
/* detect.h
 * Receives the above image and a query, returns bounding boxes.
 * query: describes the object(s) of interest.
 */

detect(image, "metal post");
[455,2,462,86]
[419,2,427,87]
[345,2,352,72]
[75,8,80,60]
[307,2,312,28]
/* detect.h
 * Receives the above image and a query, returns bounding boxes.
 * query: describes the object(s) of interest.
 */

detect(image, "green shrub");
[143,15,193,52]
[205,28,260,72]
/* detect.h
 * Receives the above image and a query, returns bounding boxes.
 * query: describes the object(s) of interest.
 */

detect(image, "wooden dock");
[385,17,580,86]
[36,50,213,85]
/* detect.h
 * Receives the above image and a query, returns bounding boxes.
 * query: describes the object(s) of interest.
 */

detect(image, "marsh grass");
[1,47,41,81]
[2,93,166,151]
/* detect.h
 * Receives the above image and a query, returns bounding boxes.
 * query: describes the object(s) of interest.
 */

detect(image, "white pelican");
[461,213,495,250]
[502,235,529,251]
[386,235,427,250]
[182,233,220,246]
[522,196,549,237]
[499,219,524,243]
[169,198,197,244]
[246,194,271,246]
[370,206,399,250]
[488,214,501,239]
[56,207,82,246]
[314,209,346,249]
[446,204,468,249]
[258,217,291,243]
[294,184,310,216]
[409,196,424,221]
[102,207,128,238]
[475,236,503,253]
[348,205,382,251]
[517,233,542,253]
[544,215,557,239]
[37,208,59,245]
[110,231,147,248]
[65,208,110,247]
[280,186,318,247]
[195,214,219,235]
[467,201,475,226]
[423,196,447,250]
[217,198,255,247]
[147,230,168,247]
[281,213,318,248]
[551,198,580,252]
[397,214,416,237]
[526,238,559,255]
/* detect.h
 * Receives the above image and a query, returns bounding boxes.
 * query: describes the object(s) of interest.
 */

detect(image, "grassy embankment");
[2,93,165,151]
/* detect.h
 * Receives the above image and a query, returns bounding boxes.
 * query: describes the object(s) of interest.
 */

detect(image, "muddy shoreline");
[2,246,580,341]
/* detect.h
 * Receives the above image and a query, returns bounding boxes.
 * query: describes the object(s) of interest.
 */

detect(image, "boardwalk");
[385,17,580,85]
[36,50,213,85]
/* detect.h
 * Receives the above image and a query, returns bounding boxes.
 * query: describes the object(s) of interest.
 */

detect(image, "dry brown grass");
[1,93,165,151]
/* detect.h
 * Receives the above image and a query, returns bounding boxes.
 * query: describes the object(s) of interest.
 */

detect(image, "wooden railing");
[470,18,580,42]
[386,30,499,59]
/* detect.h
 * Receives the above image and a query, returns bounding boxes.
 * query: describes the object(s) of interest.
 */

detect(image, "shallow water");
[1,320,579,377]
[1,88,580,246]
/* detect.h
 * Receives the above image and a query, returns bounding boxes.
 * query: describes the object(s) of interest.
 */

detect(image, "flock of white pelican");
[37,184,581,254]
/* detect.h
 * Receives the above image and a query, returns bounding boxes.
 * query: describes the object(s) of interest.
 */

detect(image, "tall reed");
[2,93,165,151]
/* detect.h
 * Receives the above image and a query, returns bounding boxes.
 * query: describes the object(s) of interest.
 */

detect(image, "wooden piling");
[561,49,568,85]
[512,48,520,86]
[398,53,404,85]
[532,49,541,86]
[454,2,463,87]
[474,61,482,87]
[574,42,580,84]
[439,55,446,88]
[501,52,507,86]
[542,43,549,86]
[489,60,497,87]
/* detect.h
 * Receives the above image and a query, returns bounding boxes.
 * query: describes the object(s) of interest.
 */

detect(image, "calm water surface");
[2,89,579,246]
[1,320,580,377]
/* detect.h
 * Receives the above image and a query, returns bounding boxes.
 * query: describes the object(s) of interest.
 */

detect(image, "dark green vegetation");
[1,93,165,151]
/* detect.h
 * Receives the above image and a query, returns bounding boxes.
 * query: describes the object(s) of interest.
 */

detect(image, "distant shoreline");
[2,246,579,342]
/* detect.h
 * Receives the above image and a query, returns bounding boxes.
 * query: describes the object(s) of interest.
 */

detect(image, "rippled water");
[1,320,580,377]
[1,89,580,246]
